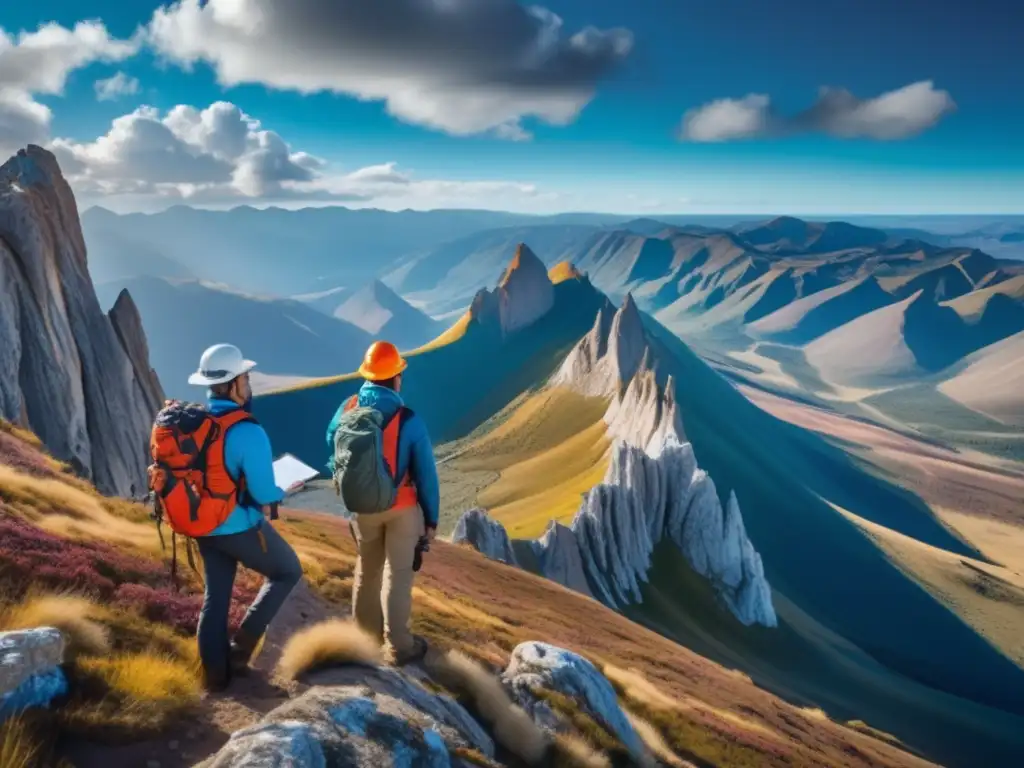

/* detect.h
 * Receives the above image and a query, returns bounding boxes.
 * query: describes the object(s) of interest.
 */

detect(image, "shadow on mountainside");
[641,318,1024,720]
[255,278,607,470]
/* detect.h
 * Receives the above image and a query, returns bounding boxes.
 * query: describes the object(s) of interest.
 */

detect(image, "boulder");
[0,628,68,725]
[452,508,518,566]
[0,146,162,496]
[502,642,648,764]
[200,664,494,767]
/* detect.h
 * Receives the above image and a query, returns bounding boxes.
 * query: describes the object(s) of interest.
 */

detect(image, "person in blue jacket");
[326,341,440,665]
[187,343,303,691]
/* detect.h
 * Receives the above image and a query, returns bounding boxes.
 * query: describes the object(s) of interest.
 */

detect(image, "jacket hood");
[358,382,404,416]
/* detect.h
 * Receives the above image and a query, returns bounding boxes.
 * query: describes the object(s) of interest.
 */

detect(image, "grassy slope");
[283,509,942,768]
[639,320,1024,720]
[445,387,612,538]
[254,278,608,471]
[0,419,941,768]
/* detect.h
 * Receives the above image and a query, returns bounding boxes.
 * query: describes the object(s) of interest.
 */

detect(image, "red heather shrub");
[0,514,263,635]
[0,430,60,480]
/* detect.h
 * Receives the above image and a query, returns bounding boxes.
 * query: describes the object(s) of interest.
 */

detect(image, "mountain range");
[256,241,1024,767]
[4,145,1024,768]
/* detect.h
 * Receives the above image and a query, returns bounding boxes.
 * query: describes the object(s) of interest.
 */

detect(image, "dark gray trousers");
[196,521,302,679]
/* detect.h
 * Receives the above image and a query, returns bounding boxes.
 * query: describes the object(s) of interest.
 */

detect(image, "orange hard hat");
[358,341,408,381]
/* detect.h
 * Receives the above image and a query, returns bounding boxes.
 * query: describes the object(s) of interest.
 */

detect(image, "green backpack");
[331,395,412,514]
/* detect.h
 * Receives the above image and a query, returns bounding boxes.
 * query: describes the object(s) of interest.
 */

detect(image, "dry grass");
[412,311,472,354]
[450,388,612,538]
[0,418,42,447]
[0,594,110,659]
[0,463,156,551]
[64,653,201,740]
[549,733,612,768]
[625,710,693,767]
[281,508,936,768]
[426,648,548,765]
[549,261,584,285]
[0,715,48,768]
[276,618,382,681]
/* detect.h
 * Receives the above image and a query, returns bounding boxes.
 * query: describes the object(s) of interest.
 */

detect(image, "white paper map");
[273,453,320,491]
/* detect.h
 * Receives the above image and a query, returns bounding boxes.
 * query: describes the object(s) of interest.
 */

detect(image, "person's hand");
[425,525,437,543]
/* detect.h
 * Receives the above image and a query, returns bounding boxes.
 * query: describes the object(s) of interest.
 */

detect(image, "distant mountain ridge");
[324,280,443,350]
[95,275,373,400]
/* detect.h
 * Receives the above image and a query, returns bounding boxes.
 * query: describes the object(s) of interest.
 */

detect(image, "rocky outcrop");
[531,522,594,599]
[452,508,518,566]
[204,639,663,767]
[503,642,648,764]
[203,664,495,767]
[469,244,555,338]
[0,628,68,725]
[108,289,165,418]
[550,293,650,398]
[457,296,777,627]
[0,146,161,497]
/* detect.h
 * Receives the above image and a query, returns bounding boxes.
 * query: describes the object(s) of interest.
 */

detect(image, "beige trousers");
[350,505,423,655]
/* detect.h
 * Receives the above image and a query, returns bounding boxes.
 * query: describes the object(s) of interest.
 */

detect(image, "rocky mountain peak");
[469,243,555,338]
[0,145,163,497]
[551,294,653,398]
[499,243,545,287]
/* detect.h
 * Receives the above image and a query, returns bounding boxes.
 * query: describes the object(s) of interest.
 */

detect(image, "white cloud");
[680,81,956,142]
[94,71,140,101]
[51,99,544,210]
[146,0,633,140]
[0,21,140,157]
[51,101,321,200]
[682,94,770,142]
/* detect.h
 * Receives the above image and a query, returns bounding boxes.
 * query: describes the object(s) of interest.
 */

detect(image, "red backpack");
[147,401,254,538]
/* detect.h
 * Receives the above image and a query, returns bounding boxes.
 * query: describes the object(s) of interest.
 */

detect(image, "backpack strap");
[381,407,413,484]
[209,409,259,506]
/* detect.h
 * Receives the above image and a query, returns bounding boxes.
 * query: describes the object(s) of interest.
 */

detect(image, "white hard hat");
[188,344,257,386]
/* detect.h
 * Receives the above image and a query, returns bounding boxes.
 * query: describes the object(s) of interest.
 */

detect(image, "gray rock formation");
[452,508,518,566]
[0,146,161,496]
[200,662,496,767]
[503,641,649,765]
[531,521,594,599]
[459,296,776,627]
[0,628,64,696]
[0,628,68,725]
[108,289,165,417]
[469,244,555,338]
[550,293,649,397]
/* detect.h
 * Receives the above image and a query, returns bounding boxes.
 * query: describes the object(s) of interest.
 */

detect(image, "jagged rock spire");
[470,243,555,338]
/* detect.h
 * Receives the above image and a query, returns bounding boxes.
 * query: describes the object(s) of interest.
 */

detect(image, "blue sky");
[2,0,1022,213]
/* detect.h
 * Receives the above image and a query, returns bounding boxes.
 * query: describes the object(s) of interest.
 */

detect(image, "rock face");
[531,522,594,599]
[452,508,518,566]
[204,640,667,767]
[201,665,495,768]
[108,289,166,418]
[455,296,777,627]
[503,642,648,765]
[0,146,161,496]
[469,244,555,338]
[0,628,68,725]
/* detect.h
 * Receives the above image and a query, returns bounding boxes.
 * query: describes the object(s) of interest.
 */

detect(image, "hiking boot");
[202,665,230,693]
[391,635,429,667]
[229,629,262,676]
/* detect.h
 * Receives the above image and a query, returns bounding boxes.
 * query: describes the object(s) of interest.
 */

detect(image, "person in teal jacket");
[326,341,440,664]
[325,383,441,531]
[187,343,303,691]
